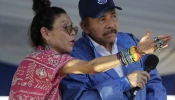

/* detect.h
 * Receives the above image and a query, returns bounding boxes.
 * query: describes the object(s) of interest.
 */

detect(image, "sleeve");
[35,54,75,82]
[48,54,75,81]
[146,68,167,100]
[60,50,131,100]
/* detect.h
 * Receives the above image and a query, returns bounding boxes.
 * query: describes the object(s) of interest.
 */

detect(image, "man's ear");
[40,27,50,41]
[80,21,89,34]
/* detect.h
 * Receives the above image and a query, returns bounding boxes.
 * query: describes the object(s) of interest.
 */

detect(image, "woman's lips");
[70,40,75,44]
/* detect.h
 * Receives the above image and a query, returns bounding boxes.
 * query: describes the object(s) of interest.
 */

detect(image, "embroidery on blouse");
[9,45,74,100]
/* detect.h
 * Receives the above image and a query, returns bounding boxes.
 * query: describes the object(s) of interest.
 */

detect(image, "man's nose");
[105,19,115,29]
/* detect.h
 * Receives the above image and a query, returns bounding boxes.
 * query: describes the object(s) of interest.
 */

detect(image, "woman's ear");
[40,27,50,41]
[80,21,89,34]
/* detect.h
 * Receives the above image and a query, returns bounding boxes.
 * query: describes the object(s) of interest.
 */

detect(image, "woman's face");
[45,13,77,54]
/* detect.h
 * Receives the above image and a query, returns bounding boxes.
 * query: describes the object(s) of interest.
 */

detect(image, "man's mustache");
[104,28,117,36]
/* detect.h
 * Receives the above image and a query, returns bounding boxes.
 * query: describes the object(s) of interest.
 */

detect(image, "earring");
[45,45,50,50]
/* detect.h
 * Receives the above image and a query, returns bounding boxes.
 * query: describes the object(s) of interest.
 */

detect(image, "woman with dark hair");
[9,0,171,100]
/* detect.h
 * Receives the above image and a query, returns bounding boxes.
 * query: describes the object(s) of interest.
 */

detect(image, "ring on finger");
[155,37,163,50]
[154,37,160,43]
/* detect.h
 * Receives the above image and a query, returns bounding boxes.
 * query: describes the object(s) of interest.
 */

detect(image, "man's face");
[85,9,119,46]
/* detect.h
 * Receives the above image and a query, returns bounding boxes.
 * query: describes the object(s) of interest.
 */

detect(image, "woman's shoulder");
[26,50,74,68]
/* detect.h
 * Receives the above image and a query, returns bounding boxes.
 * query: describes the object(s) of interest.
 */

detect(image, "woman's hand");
[137,30,172,55]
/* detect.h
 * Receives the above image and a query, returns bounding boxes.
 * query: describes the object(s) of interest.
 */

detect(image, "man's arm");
[146,68,167,100]
[131,34,167,100]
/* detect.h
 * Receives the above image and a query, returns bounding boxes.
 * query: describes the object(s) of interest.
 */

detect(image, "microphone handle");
[129,87,139,100]
[129,68,150,100]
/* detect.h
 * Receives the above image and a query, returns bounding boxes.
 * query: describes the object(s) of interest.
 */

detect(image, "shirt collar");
[87,35,117,49]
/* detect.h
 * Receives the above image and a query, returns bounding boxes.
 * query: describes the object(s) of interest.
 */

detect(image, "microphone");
[144,54,159,73]
[129,54,159,100]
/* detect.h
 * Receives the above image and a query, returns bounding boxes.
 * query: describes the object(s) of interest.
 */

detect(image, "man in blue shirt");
[60,0,168,99]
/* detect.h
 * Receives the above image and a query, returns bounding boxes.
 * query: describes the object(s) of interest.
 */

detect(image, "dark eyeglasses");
[63,25,78,35]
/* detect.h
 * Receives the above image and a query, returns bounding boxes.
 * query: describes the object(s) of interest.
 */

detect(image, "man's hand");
[127,71,150,89]
[137,30,172,54]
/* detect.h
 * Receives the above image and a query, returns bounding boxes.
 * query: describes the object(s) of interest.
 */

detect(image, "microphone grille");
[144,54,159,70]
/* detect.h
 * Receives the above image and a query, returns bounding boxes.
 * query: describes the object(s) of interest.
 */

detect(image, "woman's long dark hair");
[29,0,66,48]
